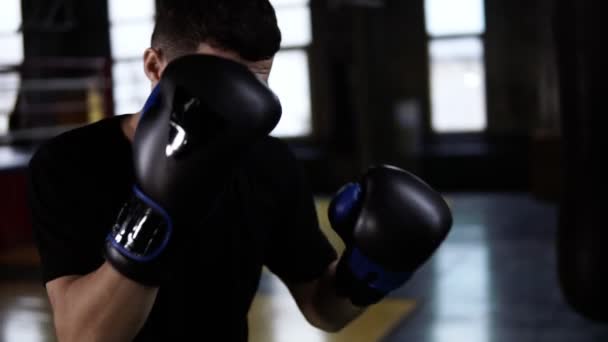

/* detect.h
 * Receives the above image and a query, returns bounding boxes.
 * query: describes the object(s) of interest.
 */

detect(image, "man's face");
[126,43,275,133]
[195,43,274,84]
[147,42,274,88]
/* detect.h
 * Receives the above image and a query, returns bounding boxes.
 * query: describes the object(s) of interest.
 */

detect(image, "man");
[28,1,452,341]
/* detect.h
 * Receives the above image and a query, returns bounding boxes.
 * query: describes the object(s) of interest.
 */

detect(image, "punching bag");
[556,0,607,322]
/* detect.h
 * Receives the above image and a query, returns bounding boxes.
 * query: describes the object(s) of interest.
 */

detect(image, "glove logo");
[166,121,188,157]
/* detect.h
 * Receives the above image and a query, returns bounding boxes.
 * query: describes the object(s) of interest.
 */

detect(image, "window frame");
[424,0,488,136]
[269,0,315,139]
[0,0,24,137]
[108,0,156,117]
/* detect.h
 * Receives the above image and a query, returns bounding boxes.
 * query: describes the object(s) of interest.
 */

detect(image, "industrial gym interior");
[0,0,605,341]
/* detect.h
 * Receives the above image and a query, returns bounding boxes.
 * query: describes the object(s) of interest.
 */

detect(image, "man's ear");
[143,48,165,84]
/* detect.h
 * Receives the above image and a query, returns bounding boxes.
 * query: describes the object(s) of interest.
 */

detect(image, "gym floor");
[1,193,608,342]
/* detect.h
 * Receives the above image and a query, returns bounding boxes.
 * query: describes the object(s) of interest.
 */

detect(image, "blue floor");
[381,193,608,342]
[256,192,608,341]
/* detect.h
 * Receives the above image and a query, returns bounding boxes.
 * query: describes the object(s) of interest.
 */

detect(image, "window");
[425,0,487,133]
[109,0,155,116]
[0,0,23,135]
[268,0,313,138]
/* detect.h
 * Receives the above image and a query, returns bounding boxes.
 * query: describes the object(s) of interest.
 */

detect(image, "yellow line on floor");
[249,292,415,342]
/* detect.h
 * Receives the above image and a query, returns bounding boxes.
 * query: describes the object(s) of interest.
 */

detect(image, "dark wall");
[21,0,111,58]
[556,0,607,321]
[307,0,429,193]
[485,0,560,136]
[305,0,562,194]
[5,0,563,195]
[11,0,112,131]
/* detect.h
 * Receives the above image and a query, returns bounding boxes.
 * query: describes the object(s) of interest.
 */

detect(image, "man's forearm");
[51,262,158,342]
[311,260,367,332]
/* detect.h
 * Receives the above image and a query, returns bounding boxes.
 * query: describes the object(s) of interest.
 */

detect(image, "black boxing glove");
[328,165,452,306]
[104,54,282,286]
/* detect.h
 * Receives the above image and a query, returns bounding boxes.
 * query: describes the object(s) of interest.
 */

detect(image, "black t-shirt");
[27,115,337,341]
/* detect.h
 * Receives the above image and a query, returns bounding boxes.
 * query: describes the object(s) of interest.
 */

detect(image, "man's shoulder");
[29,116,126,172]
[41,116,124,154]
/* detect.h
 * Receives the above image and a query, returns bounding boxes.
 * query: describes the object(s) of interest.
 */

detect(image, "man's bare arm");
[287,260,366,332]
[47,262,158,342]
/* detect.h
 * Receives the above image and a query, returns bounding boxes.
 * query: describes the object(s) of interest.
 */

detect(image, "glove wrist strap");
[335,247,412,307]
[104,187,174,286]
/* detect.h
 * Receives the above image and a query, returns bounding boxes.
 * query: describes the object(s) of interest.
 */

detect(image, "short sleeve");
[262,139,338,284]
[27,145,104,285]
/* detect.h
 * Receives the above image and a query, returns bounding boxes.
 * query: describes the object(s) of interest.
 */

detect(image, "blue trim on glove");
[329,183,362,225]
[347,248,412,293]
[141,84,161,116]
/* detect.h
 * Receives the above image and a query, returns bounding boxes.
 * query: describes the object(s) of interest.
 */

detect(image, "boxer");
[27,1,452,341]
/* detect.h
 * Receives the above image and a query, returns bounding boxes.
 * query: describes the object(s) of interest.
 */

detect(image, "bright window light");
[0,35,23,66]
[271,0,309,5]
[110,23,154,60]
[109,0,155,115]
[429,38,487,132]
[109,0,155,24]
[269,50,312,137]
[275,6,312,47]
[0,0,21,32]
[425,0,486,133]
[0,0,22,135]
[112,61,151,115]
[425,0,485,36]
[269,0,313,137]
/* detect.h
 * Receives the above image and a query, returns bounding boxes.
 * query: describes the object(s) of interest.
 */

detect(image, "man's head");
[143,0,282,87]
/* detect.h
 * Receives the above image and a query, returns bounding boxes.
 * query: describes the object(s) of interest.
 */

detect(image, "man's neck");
[121,113,141,143]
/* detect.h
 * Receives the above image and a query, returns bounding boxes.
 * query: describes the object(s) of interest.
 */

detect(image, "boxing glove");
[104,54,282,286]
[328,165,452,306]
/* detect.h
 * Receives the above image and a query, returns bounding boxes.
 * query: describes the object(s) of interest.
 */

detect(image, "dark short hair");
[152,0,282,62]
